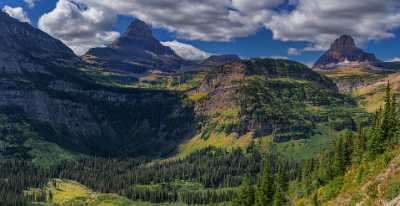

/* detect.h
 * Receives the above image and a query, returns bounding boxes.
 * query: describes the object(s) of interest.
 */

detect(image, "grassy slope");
[293,147,400,206]
[88,62,366,161]
[316,66,398,112]
[27,179,230,206]
[27,179,185,206]
[352,73,400,112]
[179,74,366,160]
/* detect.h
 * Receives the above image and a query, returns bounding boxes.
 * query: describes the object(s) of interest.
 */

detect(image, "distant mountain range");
[82,19,182,73]
[82,19,240,73]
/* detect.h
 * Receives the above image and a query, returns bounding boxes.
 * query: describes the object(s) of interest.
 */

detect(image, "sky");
[1,0,400,65]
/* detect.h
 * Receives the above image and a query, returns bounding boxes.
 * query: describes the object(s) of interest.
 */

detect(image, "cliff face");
[82,19,183,73]
[194,58,354,141]
[314,35,380,69]
[0,12,194,158]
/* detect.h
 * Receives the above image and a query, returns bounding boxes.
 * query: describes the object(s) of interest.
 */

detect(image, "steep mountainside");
[82,19,183,73]
[0,12,194,161]
[191,58,361,144]
[0,12,80,73]
[314,35,380,69]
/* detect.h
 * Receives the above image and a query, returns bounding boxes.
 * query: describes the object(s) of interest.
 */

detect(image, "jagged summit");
[83,18,182,73]
[330,35,357,50]
[313,35,380,69]
[123,19,153,38]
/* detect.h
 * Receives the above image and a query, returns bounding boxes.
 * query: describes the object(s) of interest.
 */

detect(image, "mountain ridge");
[82,19,183,73]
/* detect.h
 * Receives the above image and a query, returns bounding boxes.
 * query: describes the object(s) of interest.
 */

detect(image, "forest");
[0,83,399,206]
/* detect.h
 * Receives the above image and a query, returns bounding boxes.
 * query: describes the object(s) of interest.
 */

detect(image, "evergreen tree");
[368,82,398,158]
[255,162,275,206]
[233,176,255,206]
[272,166,286,206]
[353,127,366,163]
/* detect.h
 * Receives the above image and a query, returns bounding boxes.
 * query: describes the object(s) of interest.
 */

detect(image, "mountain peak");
[124,19,153,38]
[84,19,182,73]
[330,35,357,50]
[313,35,380,69]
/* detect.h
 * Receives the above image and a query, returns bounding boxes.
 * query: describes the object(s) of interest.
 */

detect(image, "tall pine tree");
[255,162,275,206]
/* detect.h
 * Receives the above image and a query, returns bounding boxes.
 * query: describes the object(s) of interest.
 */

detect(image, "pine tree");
[353,127,366,163]
[368,82,397,158]
[233,176,255,206]
[333,137,346,176]
[255,162,275,206]
[272,188,284,206]
[272,166,286,206]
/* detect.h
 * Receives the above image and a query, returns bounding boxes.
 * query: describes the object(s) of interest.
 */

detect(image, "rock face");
[313,35,380,69]
[194,58,350,141]
[0,12,80,74]
[83,19,183,73]
[0,13,194,158]
[201,55,240,67]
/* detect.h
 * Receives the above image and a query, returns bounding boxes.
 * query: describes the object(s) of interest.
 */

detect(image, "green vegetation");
[26,179,199,206]
[0,107,78,166]
[384,181,400,201]
[232,82,400,206]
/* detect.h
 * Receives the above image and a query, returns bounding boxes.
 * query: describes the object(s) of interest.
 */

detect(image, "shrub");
[384,181,400,201]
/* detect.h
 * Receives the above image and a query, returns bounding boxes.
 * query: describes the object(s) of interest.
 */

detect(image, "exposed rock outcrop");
[314,35,381,69]
[82,19,183,73]
[0,12,194,157]
[194,58,348,141]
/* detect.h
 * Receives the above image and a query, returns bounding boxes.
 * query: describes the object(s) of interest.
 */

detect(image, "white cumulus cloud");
[2,6,31,23]
[265,0,400,51]
[288,48,301,56]
[388,57,400,62]
[38,0,120,55]
[38,0,400,55]
[162,41,211,61]
[24,0,35,8]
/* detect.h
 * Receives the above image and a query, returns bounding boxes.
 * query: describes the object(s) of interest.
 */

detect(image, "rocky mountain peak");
[123,19,153,39]
[313,35,380,69]
[330,35,357,50]
[83,19,182,73]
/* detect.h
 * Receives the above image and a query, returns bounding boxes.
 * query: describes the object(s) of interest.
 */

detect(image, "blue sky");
[2,0,400,65]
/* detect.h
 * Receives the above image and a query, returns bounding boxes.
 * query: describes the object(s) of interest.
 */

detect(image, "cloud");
[288,48,301,55]
[161,41,211,61]
[38,0,120,55]
[388,57,400,62]
[24,0,35,8]
[265,0,400,51]
[77,0,279,42]
[2,6,31,23]
[39,0,400,55]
